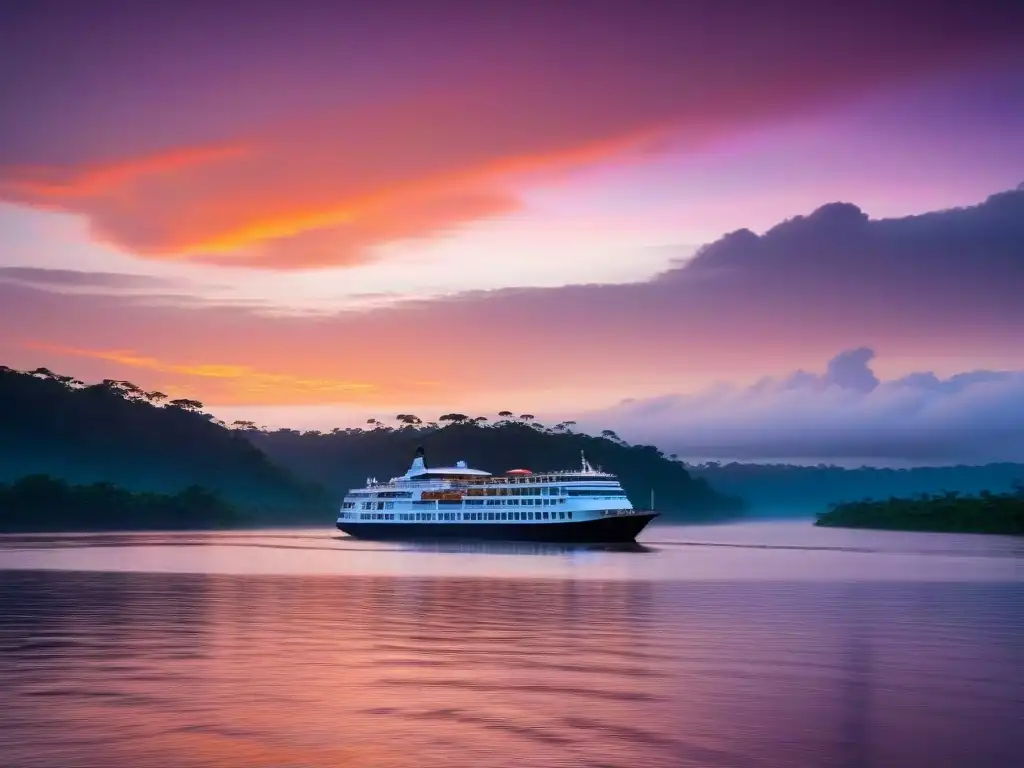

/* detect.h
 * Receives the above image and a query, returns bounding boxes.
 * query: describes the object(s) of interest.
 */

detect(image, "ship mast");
[580,450,594,473]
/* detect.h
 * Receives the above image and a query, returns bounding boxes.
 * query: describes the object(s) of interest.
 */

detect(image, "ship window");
[543,511,549,519]
[559,512,566,519]
[500,512,508,520]
[567,512,573,519]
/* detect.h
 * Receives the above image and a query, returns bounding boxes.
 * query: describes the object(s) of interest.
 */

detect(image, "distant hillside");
[690,461,1024,516]
[247,420,744,520]
[0,366,328,522]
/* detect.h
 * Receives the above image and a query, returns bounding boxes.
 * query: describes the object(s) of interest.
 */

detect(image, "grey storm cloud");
[583,349,1024,465]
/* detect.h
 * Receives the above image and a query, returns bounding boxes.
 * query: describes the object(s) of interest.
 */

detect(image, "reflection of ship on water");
[351,539,656,556]
[336,447,658,542]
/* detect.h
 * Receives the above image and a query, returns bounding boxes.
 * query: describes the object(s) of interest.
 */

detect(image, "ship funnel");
[407,446,427,476]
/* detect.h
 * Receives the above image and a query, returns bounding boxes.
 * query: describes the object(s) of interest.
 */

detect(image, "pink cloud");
[2,2,1021,269]
[0,186,1020,411]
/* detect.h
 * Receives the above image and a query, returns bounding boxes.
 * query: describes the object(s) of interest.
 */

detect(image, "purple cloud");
[0,267,181,291]
[584,349,1024,464]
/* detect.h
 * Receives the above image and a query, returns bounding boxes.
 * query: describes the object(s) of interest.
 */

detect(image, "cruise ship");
[336,448,657,542]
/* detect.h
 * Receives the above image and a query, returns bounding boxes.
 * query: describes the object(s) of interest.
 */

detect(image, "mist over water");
[1,523,1021,768]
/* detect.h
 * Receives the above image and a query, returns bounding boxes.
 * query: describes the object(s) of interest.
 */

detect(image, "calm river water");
[0,522,1021,768]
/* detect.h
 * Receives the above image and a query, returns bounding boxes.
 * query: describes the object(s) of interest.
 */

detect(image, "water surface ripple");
[0,523,1021,768]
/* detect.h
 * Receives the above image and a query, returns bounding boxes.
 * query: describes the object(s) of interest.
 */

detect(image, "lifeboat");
[506,469,533,475]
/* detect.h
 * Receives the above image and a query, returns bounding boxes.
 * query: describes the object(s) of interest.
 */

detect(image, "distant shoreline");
[814,492,1024,536]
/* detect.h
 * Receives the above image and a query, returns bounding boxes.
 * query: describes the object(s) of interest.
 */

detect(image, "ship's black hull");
[336,513,658,543]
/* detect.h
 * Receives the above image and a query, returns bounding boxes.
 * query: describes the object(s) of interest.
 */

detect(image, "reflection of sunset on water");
[1,544,1020,767]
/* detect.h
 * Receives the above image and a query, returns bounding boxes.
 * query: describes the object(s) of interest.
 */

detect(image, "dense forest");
[0,475,238,532]
[0,365,329,523]
[815,489,1024,536]
[690,461,1024,515]
[0,367,744,529]
[247,416,744,519]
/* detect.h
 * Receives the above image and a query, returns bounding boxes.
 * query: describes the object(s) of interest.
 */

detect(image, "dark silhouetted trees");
[248,419,744,520]
[0,474,239,532]
[0,366,328,525]
[815,491,1023,535]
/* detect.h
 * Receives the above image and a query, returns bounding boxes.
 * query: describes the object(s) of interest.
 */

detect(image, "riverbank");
[0,474,239,532]
[815,491,1024,536]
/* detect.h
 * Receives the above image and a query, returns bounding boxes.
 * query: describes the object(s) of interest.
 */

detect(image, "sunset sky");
[2,0,1023,462]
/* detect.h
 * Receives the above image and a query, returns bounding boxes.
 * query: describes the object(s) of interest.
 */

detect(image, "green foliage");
[814,491,1024,535]
[0,474,239,532]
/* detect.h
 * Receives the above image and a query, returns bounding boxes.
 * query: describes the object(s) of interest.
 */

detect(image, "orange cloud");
[1,144,249,201]
[27,343,376,404]
[4,2,1019,274]
[0,88,674,270]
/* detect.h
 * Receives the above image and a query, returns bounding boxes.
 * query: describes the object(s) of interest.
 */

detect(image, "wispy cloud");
[26,343,375,404]
[0,144,248,200]
[0,267,183,291]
